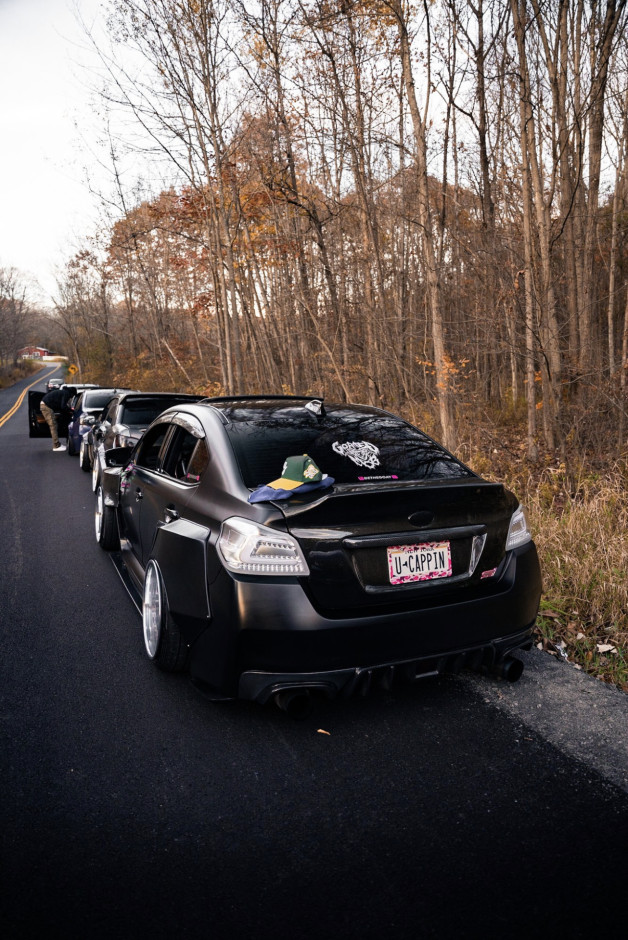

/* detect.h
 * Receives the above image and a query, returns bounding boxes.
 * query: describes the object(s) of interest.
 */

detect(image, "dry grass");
[0,359,43,388]
[511,466,628,691]
[455,397,628,691]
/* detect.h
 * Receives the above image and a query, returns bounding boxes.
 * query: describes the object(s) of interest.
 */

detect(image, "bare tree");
[0,265,40,366]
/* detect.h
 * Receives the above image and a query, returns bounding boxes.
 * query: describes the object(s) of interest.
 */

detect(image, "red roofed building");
[19,346,50,359]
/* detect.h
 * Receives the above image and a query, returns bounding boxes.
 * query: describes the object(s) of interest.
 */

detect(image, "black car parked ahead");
[96,396,542,715]
[87,391,205,490]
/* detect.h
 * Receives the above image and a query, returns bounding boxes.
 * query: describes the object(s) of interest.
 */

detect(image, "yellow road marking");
[0,365,61,430]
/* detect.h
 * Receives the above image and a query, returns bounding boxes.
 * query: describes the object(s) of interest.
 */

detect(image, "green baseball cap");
[267,455,323,490]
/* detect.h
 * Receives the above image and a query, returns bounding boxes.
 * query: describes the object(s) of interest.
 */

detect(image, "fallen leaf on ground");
[317,729,331,735]
[596,643,616,654]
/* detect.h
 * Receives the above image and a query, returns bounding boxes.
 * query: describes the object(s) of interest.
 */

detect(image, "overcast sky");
[0,0,107,302]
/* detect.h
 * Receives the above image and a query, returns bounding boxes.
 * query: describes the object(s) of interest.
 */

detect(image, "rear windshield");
[217,402,474,487]
[120,397,193,427]
[83,391,117,410]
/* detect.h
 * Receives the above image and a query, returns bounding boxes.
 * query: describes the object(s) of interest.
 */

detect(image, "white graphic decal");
[332,440,381,469]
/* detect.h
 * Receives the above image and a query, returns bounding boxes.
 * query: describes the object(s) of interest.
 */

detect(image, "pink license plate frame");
[387,541,452,585]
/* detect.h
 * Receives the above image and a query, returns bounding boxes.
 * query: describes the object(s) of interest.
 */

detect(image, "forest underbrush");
[457,408,628,693]
[524,469,628,692]
[0,359,42,389]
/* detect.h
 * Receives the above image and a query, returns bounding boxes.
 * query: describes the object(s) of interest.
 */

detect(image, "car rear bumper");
[237,626,534,703]
[189,542,541,699]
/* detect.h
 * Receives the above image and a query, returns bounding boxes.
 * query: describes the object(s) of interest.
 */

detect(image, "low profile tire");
[142,560,188,673]
[79,438,91,471]
[95,484,120,551]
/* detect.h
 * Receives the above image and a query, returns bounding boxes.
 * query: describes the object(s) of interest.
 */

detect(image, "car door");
[28,391,46,437]
[28,390,73,438]
[137,421,204,568]
[118,421,172,566]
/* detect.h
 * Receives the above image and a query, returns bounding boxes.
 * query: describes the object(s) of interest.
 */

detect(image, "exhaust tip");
[475,654,525,683]
[491,655,524,682]
[273,688,313,720]
[503,656,524,682]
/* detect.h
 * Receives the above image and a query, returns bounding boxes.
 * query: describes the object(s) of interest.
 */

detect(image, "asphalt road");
[1,365,627,939]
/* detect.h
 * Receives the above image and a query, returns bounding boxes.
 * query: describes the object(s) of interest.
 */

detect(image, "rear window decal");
[332,440,380,468]
[358,474,398,481]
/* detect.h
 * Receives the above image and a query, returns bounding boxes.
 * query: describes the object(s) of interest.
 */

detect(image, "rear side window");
[219,404,473,487]
[162,428,209,482]
[185,439,209,482]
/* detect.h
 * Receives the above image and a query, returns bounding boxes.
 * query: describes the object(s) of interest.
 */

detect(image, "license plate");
[387,542,452,585]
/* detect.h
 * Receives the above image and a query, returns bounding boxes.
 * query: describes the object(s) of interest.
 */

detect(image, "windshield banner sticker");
[332,440,381,468]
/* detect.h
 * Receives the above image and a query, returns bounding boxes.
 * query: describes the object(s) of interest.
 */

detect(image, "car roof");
[199,395,361,419]
[164,396,408,433]
[115,391,204,401]
[155,395,326,423]
[79,387,133,402]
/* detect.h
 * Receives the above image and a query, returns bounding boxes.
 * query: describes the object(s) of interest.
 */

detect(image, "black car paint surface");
[99,397,542,704]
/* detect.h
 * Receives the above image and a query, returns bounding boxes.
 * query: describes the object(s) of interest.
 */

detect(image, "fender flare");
[151,518,211,626]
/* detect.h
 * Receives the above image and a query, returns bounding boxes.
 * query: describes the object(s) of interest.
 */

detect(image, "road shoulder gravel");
[463,647,628,793]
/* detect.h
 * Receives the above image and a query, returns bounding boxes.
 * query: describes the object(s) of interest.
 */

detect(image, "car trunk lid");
[278,479,517,613]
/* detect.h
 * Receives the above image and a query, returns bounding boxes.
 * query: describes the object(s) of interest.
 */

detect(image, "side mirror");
[105,446,133,468]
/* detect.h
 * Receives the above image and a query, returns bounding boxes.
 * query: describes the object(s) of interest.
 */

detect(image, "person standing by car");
[40,385,76,451]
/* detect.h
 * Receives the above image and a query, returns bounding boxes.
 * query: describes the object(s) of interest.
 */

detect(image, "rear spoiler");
[277,478,510,521]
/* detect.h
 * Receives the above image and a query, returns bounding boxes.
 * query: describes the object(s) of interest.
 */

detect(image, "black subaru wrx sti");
[96,396,541,714]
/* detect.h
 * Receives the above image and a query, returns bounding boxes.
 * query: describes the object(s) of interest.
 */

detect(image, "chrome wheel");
[91,451,100,491]
[95,486,104,542]
[143,561,162,660]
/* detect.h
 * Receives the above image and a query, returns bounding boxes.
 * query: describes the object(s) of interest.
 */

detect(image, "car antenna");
[305,399,325,416]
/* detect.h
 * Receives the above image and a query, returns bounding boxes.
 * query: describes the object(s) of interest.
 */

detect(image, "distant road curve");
[0,363,60,429]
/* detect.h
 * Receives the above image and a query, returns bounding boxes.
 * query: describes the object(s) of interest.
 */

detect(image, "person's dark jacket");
[42,387,75,412]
